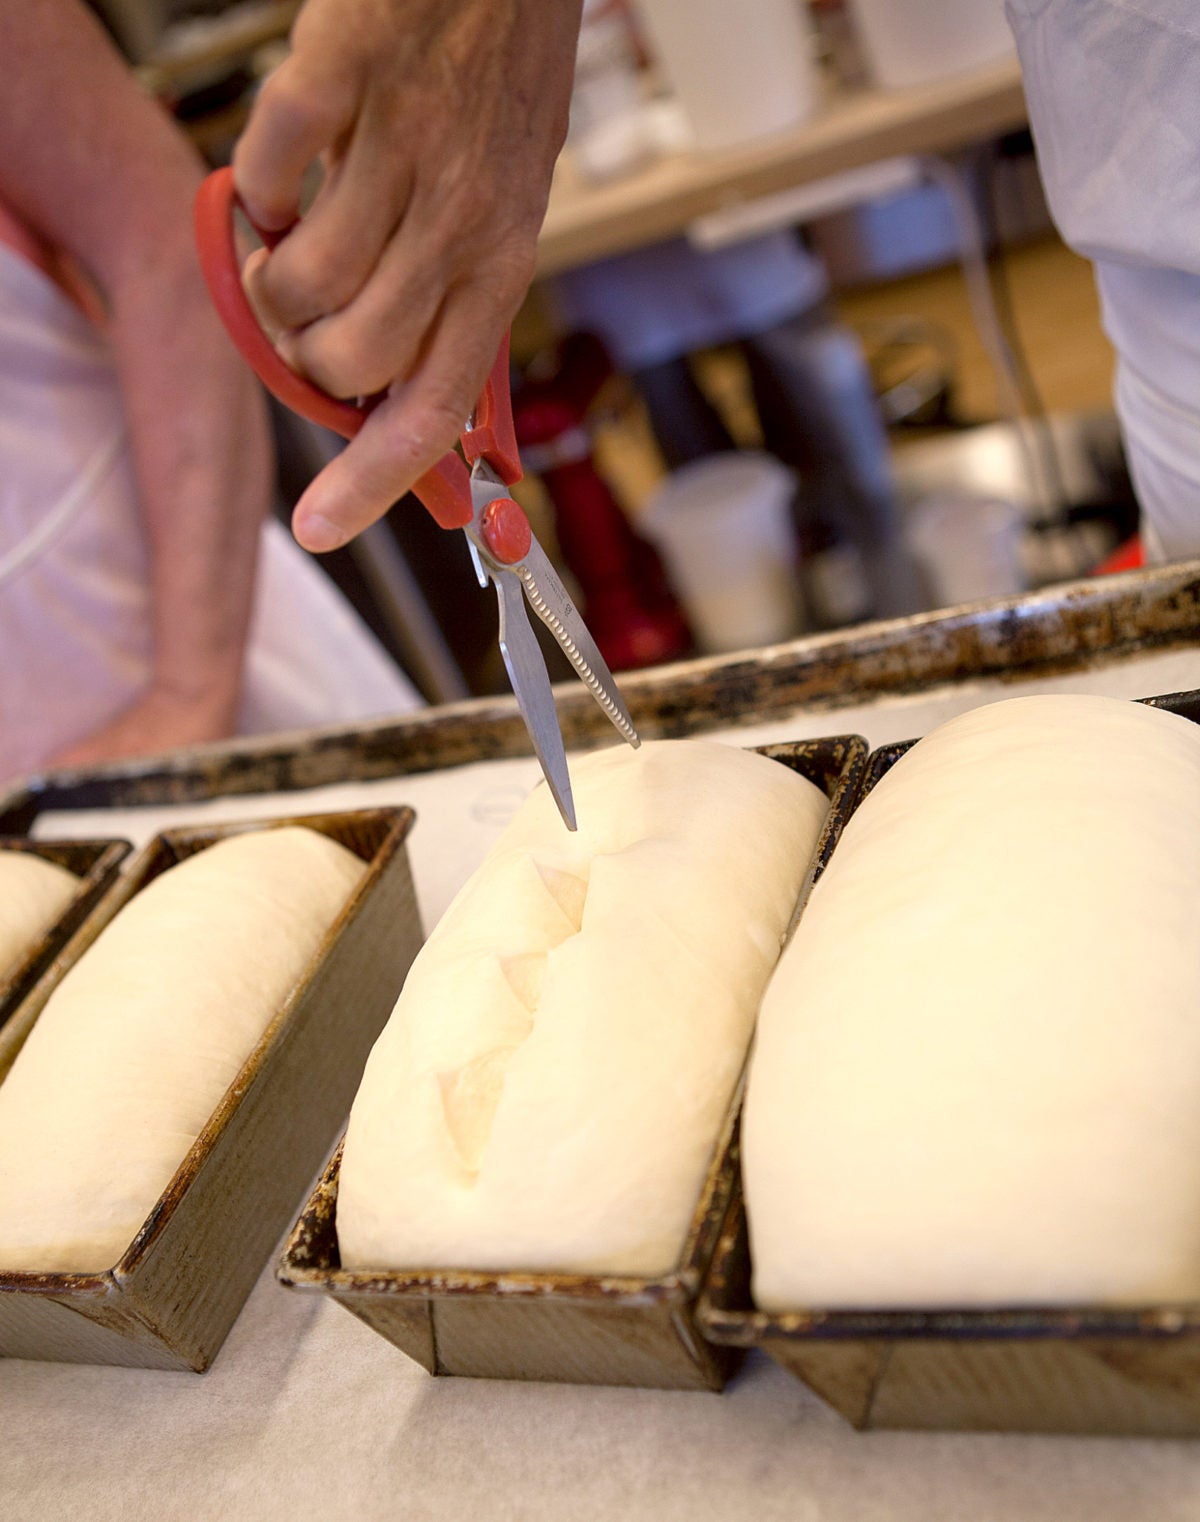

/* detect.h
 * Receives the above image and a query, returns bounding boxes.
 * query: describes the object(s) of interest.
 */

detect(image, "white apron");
[0,243,420,782]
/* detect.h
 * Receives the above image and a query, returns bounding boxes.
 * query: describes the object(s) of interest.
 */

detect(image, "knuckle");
[406,389,473,452]
[368,382,471,472]
[295,324,388,400]
[256,64,336,138]
[459,265,532,329]
[491,240,538,297]
[267,243,351,325]
[454,225,538,305]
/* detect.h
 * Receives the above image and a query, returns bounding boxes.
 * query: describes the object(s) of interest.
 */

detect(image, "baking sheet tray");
[697,686,1200,1436]
[3,565,1199,833]
[0,807,422,1372]
[275,737,867,1392]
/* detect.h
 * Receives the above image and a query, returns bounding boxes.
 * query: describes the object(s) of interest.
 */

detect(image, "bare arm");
[0,0,272,767]
[234,0,582,552]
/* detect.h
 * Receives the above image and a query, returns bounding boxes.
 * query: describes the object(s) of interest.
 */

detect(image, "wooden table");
[536,56,1027,277]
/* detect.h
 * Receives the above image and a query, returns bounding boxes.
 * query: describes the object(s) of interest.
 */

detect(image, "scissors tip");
[553,789,578,831]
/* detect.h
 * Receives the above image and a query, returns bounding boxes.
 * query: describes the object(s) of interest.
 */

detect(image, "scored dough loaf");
[0,825,366,1273]
[744,693,1200,1311]
[0,851,80,983]
[337,738,829,1276]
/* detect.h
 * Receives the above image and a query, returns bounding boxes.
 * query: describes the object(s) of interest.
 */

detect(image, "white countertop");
[7,641,1200,1518]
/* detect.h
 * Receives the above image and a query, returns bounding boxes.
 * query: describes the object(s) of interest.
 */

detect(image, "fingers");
[240,247,285,342]
[278,168,535,400]
[275,215,461,398]
[240,102,414,337]
[231,0,552,409]
[291,284,513,551]
[232,52,358,232]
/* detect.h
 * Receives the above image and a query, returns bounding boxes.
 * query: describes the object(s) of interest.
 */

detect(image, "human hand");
[233,0,582,553]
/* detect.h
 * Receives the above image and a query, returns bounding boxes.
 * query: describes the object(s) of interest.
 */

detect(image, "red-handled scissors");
[194,167,639,830]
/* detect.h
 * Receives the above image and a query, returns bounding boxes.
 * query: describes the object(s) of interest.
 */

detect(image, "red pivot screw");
[481,496,532,565]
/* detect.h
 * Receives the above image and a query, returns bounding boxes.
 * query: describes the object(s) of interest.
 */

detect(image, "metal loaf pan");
[698,686,1200,1436]
[0,806,422,1372]
[0,837,131,1034]
[277,735,869,1392]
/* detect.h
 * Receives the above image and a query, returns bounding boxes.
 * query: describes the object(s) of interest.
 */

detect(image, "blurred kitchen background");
[90,0,1131,703]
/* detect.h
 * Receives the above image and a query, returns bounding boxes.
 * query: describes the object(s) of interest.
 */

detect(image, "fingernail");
[296,511,345,553]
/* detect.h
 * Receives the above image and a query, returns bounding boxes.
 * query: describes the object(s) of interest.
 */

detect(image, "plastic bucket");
[636,0,819,151]
[848,0,1015,90]
[641,453,802,653]
[906,494,1026,607]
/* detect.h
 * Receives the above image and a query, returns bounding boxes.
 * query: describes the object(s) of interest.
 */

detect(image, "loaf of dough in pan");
[0,851,79,983]
[744,693,1200,1311]
[0,825,366,1273]
[337,739,829,1276]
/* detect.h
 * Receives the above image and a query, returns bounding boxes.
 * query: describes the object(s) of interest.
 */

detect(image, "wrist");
[145,667,244,737]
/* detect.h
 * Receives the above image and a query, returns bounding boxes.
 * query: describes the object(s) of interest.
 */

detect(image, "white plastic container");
[905,494,1026,607]
[570,0,655,182]
[848,0,1015,90]
[641,453,802,653]
[634,0,819,152]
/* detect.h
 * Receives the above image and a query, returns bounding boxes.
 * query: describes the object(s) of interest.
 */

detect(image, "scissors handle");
[194,167,372,439]
[194,167,521,531]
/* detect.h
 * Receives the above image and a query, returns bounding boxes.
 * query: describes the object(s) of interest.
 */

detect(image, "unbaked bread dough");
[337,739,829,1276]
[0,851,79,984]
[0,825,366,1272]
[744,694,1200,1311]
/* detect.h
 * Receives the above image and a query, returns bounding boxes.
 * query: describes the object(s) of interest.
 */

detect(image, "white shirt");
[1007,0,1200,558]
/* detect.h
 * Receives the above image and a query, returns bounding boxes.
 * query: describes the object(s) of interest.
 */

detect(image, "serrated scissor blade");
[516,538,639,748]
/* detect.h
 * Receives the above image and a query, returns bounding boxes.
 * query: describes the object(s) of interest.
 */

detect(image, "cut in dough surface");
[337,739,829,1276]
[0,851,79,984]
[744,694,1200,1311]
[0,826,366,1273]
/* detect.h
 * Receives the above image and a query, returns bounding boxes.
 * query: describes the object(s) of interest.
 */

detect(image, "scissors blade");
[466,536,489,590]
[515,538,640,749]
[494,571,577,831]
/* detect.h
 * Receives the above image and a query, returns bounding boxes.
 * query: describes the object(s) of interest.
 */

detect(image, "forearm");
[0,0,270,729]
[108,266,269,729]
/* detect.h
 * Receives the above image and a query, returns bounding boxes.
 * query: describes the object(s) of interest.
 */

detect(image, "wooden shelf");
[537,57,1027,276]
